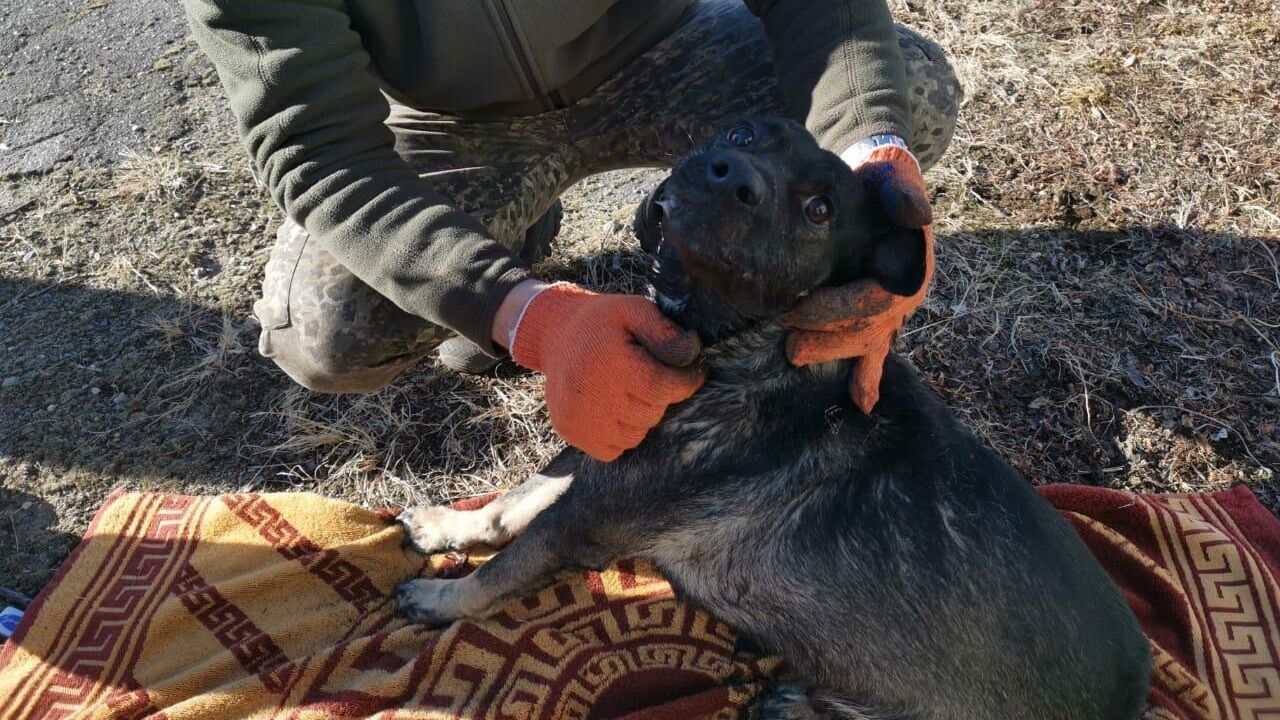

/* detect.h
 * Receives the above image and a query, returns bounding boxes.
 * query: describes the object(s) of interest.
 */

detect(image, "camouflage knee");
[897,26,964,172]
[253,221,448,394]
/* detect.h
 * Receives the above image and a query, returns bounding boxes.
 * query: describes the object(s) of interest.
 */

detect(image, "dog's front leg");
[397,449,579,554]
[395,500,614,627]
[394,542,560,627]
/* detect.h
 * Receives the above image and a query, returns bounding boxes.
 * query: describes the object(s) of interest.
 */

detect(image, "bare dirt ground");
[1,0,1277,598]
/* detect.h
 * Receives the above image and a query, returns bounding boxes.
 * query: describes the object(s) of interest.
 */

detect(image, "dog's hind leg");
[397,449,579,554]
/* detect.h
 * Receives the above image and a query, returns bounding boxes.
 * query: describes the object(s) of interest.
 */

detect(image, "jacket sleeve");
[184,0,529,354]
[744,0,912,151]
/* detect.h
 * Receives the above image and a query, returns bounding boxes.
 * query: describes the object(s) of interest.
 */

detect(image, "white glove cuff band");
[508,281,568,352]
[840,134,917,171]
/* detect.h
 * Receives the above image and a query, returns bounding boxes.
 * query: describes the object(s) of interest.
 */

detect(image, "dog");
[395,117,1152,719]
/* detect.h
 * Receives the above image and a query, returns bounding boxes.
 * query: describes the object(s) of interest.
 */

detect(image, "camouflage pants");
[256,0,963,393]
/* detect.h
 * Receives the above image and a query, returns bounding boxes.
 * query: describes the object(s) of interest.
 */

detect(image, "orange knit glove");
[781,145,935,415]
[511,284,706,461]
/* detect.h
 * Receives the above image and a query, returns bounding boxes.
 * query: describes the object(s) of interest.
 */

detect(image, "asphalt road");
[0,0,193,178]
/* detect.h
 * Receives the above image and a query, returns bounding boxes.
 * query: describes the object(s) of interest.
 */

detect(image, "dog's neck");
[652,286,764,345]
[648,258,860,402]
[649,252,791,347]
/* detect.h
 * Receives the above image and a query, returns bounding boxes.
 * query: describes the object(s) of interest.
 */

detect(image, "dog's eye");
[803,196,834,225]
[727,124,755,148]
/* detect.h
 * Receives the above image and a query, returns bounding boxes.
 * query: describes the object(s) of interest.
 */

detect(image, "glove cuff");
[840,134,918,172]
[509,283,594,371]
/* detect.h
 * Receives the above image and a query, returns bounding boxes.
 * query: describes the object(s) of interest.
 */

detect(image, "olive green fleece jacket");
[184,0,911,355]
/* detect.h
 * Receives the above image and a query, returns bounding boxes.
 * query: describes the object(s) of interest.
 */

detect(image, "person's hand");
[781,144,935,415]
[509,283,705,461]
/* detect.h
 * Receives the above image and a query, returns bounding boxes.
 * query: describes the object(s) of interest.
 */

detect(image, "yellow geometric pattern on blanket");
[0,492,774,720]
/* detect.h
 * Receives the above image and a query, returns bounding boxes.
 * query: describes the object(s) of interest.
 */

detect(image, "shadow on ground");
[2,223,1278,492]
[0,490,80,597]
[0,270,546,514]
[0,275,282,484]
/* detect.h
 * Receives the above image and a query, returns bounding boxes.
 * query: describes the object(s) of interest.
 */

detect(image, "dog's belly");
[565,350,1149,719]
[628,464,1149,720]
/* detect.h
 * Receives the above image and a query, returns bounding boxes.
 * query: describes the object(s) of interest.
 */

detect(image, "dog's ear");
[859,160,933,229]
[856,158,931,296]
[869,225,928,297]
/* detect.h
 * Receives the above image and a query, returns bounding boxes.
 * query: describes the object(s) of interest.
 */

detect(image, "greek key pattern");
[1150,494,1280,720]
[8,496,199,720]
[6,488,1279,720]
[172,562,295,693]
[293,569,767,719]
[221,494,384,613]
[102,688,164,720]
[1150,643,1216,718]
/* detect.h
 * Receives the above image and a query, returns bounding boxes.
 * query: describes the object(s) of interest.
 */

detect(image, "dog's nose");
[706,152,767,207]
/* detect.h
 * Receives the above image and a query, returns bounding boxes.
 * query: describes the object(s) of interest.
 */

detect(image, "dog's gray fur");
[396,117,1152,719]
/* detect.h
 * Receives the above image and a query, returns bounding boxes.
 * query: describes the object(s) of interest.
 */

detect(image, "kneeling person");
[185,0,963,459]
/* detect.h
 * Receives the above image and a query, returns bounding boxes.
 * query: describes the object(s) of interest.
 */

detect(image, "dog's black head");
[640,116,929,341]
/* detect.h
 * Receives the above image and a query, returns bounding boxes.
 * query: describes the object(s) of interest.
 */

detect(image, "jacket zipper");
[490,0,566,110]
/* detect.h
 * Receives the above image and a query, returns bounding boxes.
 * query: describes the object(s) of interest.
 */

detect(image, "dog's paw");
[396,506,490,555]
[394,578,464,628]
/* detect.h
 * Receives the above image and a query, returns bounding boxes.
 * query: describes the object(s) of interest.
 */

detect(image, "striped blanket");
[1,485,1277,719]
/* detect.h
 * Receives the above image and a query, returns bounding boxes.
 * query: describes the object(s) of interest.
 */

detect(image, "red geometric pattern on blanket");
[2,495,201,720]
[102,688,165,720]
[1045,485,1280,720]
[1150,644,1216,718]
[1152,495,1280,719]
[4,486,1279,720]
[293,574,761,718]
[221,493,384,613]
[171,562,296,693]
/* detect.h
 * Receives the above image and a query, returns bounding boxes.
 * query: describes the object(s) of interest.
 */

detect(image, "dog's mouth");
[647,190,743,313]
[642,181,692,315]
[644,180,681,254]
[643,175,819,339]
[649,186,753,284]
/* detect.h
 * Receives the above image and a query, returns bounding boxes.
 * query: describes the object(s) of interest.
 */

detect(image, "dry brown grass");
[111,150,199,205]
[145,312,248,415]
[919,0,1279,237]
[883,0,1279,503]
[248,371,559,509]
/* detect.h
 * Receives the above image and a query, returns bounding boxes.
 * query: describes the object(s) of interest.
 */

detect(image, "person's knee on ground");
[895,26,963,172]
[254,221,443,394]
[258,321,429,394]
